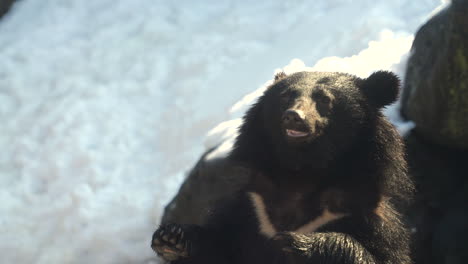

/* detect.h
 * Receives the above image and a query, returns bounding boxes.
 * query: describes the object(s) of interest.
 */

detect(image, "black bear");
[152,71,413,264]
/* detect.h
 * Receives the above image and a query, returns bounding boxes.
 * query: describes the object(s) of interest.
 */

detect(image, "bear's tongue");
[286,129,309,137]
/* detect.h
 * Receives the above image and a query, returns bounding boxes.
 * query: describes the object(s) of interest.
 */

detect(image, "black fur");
[152,71,413,264]
[360,71,400,108]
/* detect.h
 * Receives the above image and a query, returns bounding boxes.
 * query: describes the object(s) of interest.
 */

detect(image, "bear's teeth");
[286,129,308,137]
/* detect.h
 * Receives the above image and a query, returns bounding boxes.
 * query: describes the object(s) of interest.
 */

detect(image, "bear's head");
[233,70,401,171]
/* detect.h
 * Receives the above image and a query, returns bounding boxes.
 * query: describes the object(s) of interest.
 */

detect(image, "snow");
[0,0,443,263]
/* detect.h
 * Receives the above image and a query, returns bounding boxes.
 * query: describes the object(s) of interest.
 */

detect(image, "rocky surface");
[402,1,468,263]
[401,0,468,149]
[405,131,468,264]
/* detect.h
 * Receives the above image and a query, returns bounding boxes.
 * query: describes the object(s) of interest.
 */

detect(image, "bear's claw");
[152,223,190,261]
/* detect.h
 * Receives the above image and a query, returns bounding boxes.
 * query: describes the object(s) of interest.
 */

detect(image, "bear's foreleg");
[151,223,229,264]
[272,232,377,264]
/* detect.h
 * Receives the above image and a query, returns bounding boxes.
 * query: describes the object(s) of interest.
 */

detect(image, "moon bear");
[152,71,413,264]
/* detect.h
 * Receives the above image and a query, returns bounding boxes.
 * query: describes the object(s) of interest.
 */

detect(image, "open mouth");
[286,129,309,138]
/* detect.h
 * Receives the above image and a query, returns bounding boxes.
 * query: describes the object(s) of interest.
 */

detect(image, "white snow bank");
[0,0,442,263]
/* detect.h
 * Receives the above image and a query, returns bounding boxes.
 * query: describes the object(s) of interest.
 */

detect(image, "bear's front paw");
[151,223,190,262]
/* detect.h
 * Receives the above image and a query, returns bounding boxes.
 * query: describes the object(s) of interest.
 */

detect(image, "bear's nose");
[282,109,305,124]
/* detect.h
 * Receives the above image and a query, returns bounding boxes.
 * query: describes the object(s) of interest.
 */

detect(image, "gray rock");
[161,148,252,225]
[402,2,468,263]
[404,130,468,264]
[401,0,468,149]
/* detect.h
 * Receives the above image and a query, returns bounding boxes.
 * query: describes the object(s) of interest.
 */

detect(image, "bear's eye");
[313,93,331,105]
[319,96,331,104]
[280,91,291,103]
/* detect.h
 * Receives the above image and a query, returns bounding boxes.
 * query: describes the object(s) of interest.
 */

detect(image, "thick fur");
[152,71,413,264]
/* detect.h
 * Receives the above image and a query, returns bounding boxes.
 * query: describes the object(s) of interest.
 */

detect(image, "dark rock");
[0,0,17,20]
[161,148,252,225]
[401,1,468,263]
[405,130,468,264]
[401,0,468,149]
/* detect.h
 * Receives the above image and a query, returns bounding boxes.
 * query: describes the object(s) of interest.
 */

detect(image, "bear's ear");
[274,71,287,82]
[360,71,400,108]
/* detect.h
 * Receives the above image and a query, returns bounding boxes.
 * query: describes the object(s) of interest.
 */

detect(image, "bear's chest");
[248,192,345,238]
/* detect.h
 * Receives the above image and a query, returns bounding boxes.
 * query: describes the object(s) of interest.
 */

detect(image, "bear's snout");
[282,109,305,125]
[282,109,313,140]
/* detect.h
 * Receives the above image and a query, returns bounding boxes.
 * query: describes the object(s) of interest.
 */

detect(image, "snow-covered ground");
[0,0,445,263]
